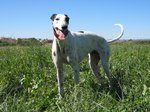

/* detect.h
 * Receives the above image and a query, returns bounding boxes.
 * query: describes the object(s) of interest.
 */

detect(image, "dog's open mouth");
[53,27,66,40]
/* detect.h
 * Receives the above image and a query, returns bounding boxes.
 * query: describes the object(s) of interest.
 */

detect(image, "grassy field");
[0,41,150,112]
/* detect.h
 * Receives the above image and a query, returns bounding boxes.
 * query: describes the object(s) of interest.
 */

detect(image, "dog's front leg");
[71,63,81,98]
[71,64,80,85]
[56,66,64,98]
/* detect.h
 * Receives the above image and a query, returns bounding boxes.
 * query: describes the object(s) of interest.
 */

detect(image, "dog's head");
[51,14,69,40]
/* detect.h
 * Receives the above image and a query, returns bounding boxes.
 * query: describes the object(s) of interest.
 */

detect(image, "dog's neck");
[64,30,69,37]
[55,31,70,54]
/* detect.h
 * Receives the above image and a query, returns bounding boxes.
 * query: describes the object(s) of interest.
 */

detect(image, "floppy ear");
[65,14,70,23]
[50,14,57,21]
[65,14,69,19]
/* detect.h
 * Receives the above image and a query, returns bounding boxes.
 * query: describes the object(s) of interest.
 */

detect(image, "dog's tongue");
[56,30,65,40]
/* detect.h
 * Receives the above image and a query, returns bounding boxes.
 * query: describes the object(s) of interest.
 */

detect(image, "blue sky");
[0,0,150,40]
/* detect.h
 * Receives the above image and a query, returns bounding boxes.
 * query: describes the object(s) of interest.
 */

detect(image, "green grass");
[0,41,150,112]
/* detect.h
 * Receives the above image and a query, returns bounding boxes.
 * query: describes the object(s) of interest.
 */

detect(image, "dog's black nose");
[62,26,68,30]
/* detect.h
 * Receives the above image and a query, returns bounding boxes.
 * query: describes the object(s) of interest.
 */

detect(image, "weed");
[0,41,150,111]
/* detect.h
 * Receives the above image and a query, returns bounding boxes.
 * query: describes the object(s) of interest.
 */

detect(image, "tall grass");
[0,41,150,111]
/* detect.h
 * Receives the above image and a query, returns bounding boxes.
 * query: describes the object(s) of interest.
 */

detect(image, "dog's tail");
[107,24,124,43]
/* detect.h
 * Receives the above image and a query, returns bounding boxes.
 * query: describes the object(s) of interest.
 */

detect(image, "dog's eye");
[56,18,59,21]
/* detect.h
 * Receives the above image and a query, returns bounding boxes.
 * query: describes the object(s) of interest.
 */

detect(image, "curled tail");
[108,24,124,43]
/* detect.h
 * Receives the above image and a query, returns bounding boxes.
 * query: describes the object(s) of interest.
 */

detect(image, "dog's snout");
[62,26,68,30]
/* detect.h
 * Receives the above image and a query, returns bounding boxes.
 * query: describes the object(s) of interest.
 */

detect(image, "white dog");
[50,14,124,98]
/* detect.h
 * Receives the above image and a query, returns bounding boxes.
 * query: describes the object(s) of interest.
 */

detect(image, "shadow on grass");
[90,70,125,101]
[110,76,124,100]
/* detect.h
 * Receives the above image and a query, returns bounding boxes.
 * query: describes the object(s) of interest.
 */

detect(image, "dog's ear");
[50,14,57,21]
[65,14,70,23]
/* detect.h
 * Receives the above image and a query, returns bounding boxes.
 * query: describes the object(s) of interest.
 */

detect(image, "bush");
[17,38,42,46]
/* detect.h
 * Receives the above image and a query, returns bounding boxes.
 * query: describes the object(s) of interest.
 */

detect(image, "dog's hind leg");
[89,50,102,81]
[100,48,113,89]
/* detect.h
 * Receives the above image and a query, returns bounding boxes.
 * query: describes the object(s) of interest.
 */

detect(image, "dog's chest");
[54,39,76,64]
[61,47,73,63]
